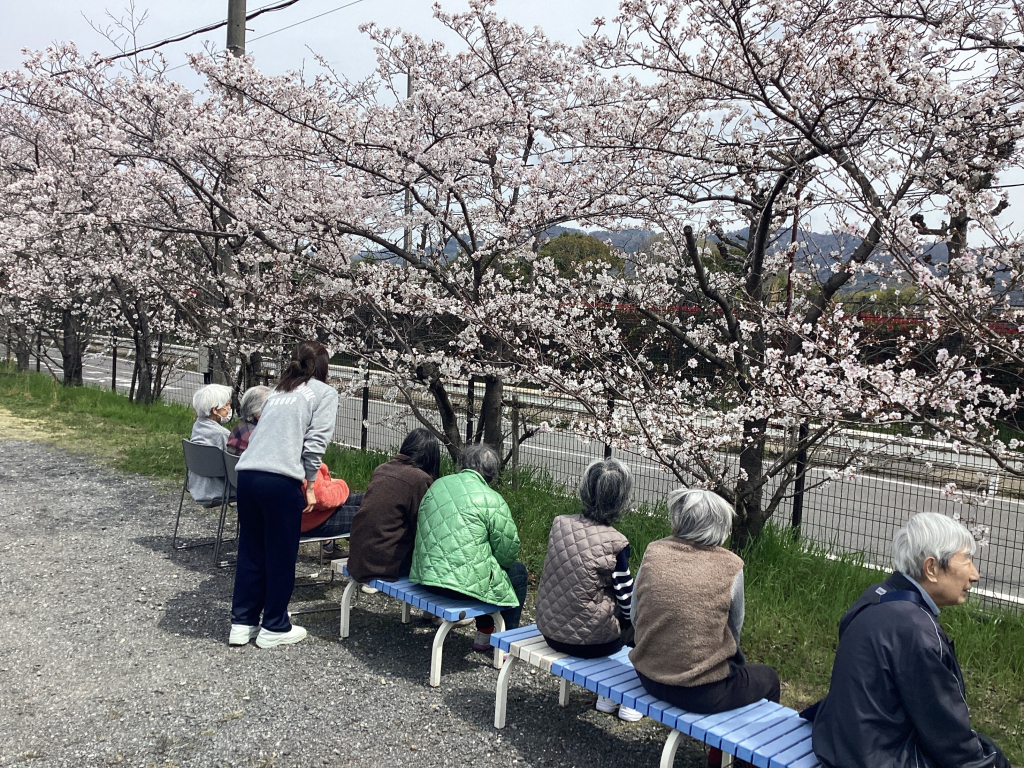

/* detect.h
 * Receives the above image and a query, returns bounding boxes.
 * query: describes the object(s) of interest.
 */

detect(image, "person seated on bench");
[535,458,641,722]
[631,488,780,722]
[346,428,440,587]
[410,443,527,651]
[227,385,270,455]
[809,512,1009,768]
[188,383,234,506]
[300,461,364,549]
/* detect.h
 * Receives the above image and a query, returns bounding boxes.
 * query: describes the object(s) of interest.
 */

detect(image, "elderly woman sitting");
[535,458,641,721]
[410,443,527,650]
[227,386,271,455]
[810,512,1009,768]
[630,488,780,727]
[188,383,234,505]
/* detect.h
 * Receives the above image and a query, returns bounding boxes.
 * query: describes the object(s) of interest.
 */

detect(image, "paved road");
[28,346,1024,605]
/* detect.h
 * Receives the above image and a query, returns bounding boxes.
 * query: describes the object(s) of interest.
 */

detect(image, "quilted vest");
[629,536,743,687]
[535,514,629,646]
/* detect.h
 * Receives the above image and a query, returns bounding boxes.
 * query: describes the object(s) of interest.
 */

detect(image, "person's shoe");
[595,695,619,713]
[228,624,260,646]
[255,625,307,649]
[472,629,494,652]
[707,747,723,768]
[432,616,474,628]
[360,584,379,595]
[322,541,335,555]
[617,704,643,722]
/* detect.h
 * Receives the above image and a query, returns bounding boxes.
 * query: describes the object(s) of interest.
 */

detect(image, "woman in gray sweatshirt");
[229,341,339,649]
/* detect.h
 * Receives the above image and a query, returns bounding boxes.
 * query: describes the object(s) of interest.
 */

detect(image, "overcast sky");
[2,0,622,88]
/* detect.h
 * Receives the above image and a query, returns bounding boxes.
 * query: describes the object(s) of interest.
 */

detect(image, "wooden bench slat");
[702,700,780,748]
[735,715,807,763]
[786,750,821,768]
[613,678,648,707]
[551,655,621,683]
[769,738,816,768]
[492,626,541,651]
[597,669,641,698]
[716,703,790,751]
[750,722,812,768]
[690,699,772,741]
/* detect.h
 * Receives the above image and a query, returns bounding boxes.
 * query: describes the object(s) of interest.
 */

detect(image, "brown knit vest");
[629,536,743,687]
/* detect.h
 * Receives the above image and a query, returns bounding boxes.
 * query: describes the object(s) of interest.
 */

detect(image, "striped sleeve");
[612,544,633,622]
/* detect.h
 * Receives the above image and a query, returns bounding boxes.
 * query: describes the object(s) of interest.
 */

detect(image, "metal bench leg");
[491,613,506,670]
[558,677,570,707]
[494,655,519,729]
[660,729,684,768]
[429,620,457,687]
[721,752,734,768]
[340,579,357,638]
[401,602,411,624]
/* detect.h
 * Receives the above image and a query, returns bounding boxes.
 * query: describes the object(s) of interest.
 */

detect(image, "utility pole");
[403,72,415,254]
[208,0,247,387]
[227,0,246,57]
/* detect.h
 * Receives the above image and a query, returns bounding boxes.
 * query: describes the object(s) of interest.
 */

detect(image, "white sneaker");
[228,624,260,646]
[595,695,619,713]
[617,704,643,722]
[255,625,307,649]
[360,584,379,594]
[595,696,643,721]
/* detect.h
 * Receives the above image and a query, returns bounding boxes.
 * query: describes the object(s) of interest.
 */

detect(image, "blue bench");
[492,626,819,768]
[335,560,507,686]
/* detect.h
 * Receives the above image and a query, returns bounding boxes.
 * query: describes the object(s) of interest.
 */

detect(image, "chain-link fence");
[8,337,1022,607]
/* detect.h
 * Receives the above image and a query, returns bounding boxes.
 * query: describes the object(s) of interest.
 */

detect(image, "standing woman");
[229,341,339,648]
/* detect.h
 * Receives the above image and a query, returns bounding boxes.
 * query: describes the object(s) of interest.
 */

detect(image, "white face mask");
[223,409,233,422]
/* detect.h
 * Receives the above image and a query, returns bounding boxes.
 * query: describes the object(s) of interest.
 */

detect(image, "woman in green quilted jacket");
[410,443,528,651]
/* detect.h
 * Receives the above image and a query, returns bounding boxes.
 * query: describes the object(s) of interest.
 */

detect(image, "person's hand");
[302,483,317,514]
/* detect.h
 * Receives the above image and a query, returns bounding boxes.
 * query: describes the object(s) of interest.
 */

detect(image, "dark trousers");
[545,633,626,659]
[302,493,364,538]
[231,470,303,633]
[637,663,780,715]
[427,561,529,631]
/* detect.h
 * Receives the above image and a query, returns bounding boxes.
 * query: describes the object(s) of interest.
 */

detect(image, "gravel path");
[0,438,707,768]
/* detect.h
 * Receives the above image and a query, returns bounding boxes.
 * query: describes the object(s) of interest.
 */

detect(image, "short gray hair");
[460,443,500,484]
[238,386,271,424]
[579,459,633,525]
[893,512,977,579]
[668,488,735,547]
[192,384,233,418]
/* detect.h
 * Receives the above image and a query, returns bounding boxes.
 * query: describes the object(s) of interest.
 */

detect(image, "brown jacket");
[629,536,744,687]
[346,455,432,583]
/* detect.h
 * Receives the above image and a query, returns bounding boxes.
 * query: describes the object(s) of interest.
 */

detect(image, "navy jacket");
[811,572,999,768]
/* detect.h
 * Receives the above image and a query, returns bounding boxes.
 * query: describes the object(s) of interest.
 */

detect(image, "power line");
[100,0,307,65]
[163,0,369,74]
[248,0,369,43]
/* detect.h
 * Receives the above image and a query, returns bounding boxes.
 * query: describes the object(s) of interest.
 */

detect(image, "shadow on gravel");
[442,682,685,766]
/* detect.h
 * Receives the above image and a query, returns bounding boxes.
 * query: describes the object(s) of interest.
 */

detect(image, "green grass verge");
[1,367,1021,760]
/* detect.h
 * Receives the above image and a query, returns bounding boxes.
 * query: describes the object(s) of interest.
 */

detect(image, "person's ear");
[921,556,940,584]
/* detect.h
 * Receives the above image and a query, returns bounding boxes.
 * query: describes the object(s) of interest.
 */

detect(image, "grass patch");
[1,367,1021,761]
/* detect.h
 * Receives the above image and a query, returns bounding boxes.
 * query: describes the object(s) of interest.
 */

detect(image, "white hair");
[578,458,633,525]
[892,512,977,579]
[668,488,735,547]
[192,384,233,418]
[238,386,271,423]
[460,443,501,484]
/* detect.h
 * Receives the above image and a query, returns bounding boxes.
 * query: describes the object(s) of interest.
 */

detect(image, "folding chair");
[173,439,234,560]
[214,451,241,568]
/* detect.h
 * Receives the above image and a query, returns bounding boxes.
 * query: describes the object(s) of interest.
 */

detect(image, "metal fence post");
[511,396,520,491]
[111,335,118,391]
[360,371,369,451]
[466,375,475,445]
[604,396,614,459]
[791,421,809,537]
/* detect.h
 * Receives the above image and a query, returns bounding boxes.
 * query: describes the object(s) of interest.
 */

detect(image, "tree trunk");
[132,332,155,405]
[480,374,504,450]
[417,362,463,461]
[59,311,87,387]
[14,325,31,372]
[731,418,768,552]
